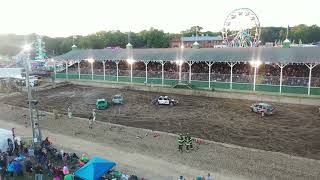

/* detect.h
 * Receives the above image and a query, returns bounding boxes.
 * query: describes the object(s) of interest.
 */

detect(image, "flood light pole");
[24,45,36,146]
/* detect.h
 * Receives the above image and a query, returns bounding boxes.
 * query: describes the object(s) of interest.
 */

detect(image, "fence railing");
[64,69,320,87]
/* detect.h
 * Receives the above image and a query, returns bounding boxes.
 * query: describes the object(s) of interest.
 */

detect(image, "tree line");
[0,25,319,57]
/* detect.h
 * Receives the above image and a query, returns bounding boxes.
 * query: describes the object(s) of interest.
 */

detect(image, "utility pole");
[24,46,36,147]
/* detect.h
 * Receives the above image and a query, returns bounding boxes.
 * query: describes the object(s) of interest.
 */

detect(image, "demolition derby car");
[152,96,178,106]
[96,99,109,110]
[250,103,275,115]
[112,94,124,105]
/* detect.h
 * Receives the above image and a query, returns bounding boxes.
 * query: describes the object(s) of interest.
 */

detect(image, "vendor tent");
[0,128,13,152]
[75,156,116,180]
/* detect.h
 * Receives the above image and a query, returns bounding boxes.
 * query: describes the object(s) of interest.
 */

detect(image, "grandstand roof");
[53,47,320,64]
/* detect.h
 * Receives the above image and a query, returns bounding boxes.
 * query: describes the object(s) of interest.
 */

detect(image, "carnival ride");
[221,8,261,48]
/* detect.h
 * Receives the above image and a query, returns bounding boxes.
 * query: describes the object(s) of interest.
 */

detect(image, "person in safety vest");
[177,134,184,152]
[185,133,193,151]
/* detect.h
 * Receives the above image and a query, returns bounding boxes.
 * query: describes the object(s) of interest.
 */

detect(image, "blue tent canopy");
[75,156,116,180]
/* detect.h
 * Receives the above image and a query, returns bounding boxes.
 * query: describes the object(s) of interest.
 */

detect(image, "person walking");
[92,109,96,122]
[67,106,72,119]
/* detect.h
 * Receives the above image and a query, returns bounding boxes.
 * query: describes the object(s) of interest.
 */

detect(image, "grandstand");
[52,47,320,95]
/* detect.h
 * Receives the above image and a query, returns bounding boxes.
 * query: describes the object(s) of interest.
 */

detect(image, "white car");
[22,76,39,87]
[152,96,178,106]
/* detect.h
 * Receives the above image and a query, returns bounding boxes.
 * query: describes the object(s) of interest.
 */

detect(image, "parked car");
[152,96,178,106]
[250,103,275,115]
[112,94,124,105]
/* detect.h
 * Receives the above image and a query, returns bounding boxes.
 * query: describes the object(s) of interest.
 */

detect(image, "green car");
[112,94,124,105]
[96,99,108,110]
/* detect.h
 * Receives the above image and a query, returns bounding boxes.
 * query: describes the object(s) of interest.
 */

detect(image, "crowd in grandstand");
[63,61,320,87]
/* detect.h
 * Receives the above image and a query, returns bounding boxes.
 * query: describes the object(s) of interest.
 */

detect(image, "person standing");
[177,134,184,152]
[88,115,93,129]
[185,133,194,151]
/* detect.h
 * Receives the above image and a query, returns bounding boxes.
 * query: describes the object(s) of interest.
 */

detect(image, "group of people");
[65,61,320,87]
[0,136,78,180]
[178,173,214,180]
[177,133,194,152]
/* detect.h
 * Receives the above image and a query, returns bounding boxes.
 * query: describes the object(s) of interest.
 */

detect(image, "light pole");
[127,59,134,83]
[250,60,262,92]
[23,44,36,146]
[176,60,183,83]
[87,58,94,80]
[51,59,56,80]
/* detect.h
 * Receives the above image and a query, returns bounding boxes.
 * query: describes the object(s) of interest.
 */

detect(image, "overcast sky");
[1,0,319,37]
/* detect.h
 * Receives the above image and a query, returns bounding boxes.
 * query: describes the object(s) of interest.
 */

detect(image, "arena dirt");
[2,84,320,160]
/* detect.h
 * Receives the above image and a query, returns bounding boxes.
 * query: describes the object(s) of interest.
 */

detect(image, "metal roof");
[53,47,320,64]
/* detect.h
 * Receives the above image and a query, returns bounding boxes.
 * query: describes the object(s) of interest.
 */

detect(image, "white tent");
[0,128,13,152]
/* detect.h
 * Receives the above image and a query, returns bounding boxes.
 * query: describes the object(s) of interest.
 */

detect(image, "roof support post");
[188,61,195,83]
[227,62,236,90]
[102,60,106,81]
[160,61,165,86]
[305,63,318,95]
[78,61,81,80]
[53,59,56,80]
[276,63,287,94]
[205,62,214,88]
[115,61,119,82]
[144,61,150,84]
[130,61,133,83]
[91,60,94,80]
[178,61,183,83]
[65,61,69,81]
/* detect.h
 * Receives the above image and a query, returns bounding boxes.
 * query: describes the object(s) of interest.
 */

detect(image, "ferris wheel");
[221,8,261,48]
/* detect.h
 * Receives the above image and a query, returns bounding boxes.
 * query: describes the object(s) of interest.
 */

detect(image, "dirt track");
[2,84,320,160]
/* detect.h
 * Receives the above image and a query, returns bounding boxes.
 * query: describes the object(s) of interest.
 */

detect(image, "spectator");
[24,157,33,178]
[178,175,185,180]
[0,155,7,180]
[14,160,23,176]
[34,163,44,180]
[205,173,214,180]
[6,160,14,177]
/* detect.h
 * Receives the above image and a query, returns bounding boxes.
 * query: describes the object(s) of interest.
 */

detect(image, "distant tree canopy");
[0,24,319,57]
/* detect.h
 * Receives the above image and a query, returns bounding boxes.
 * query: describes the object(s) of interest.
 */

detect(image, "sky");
[0,0,319,37]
